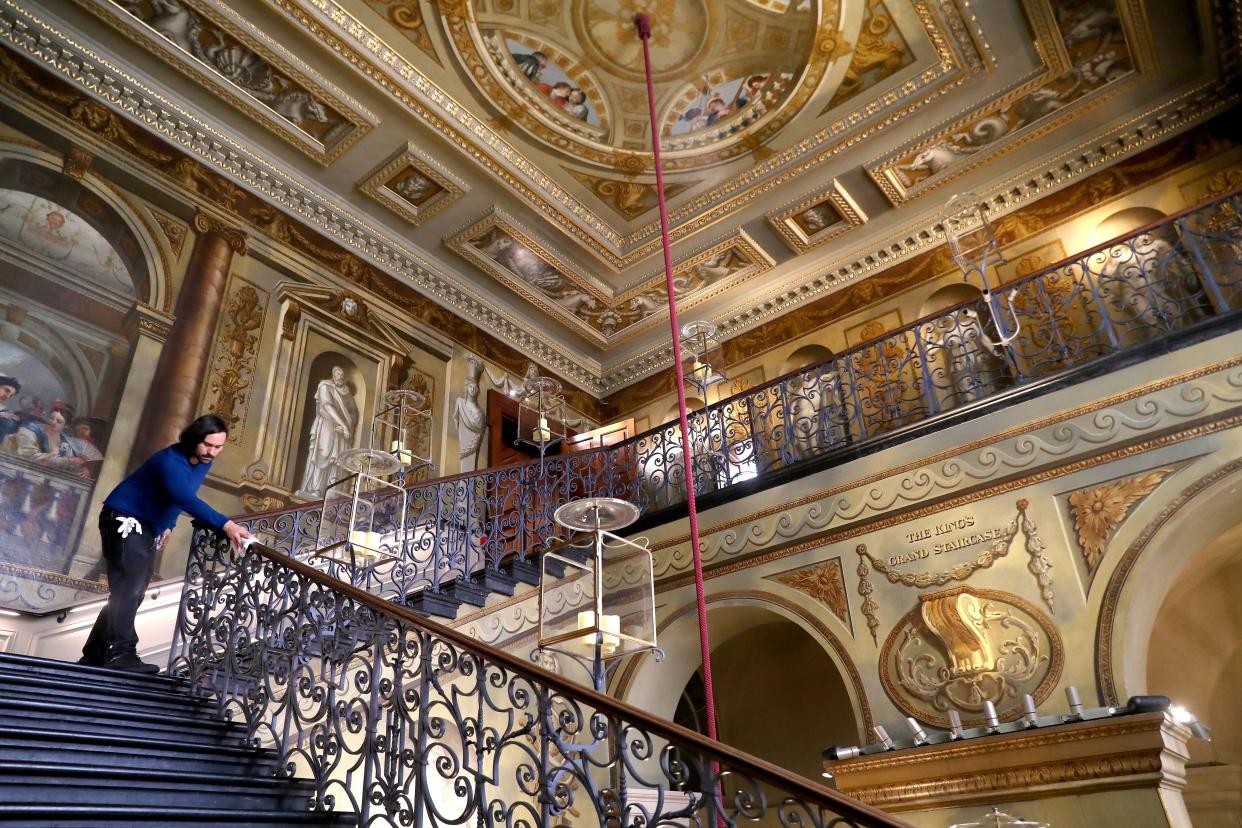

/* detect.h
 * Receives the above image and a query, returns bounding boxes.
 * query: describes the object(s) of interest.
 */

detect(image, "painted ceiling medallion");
[440,0,838,170]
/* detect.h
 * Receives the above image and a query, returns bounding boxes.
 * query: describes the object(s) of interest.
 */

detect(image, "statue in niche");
[296,365,359,499]
[453,356,487,473]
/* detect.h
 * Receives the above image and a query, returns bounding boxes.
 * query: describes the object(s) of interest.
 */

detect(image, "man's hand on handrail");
[222,519,253,552]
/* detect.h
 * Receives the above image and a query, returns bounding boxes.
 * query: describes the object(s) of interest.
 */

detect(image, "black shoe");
[77,656,104,666]
[103,653,161,674]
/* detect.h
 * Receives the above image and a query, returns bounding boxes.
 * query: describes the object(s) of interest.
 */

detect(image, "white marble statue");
[453,356,487,473]
[296,365,359,499]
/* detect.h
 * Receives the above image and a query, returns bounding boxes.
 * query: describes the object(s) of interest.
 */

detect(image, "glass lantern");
[313,448,406,580]
[538,498,657,664]
[516,376,566,453]
[679,320,729,403]
[942,192,1000,271]
[371,389,433,473]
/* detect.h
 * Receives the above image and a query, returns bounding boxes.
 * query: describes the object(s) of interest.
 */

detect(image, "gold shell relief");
[879,586,1064,729]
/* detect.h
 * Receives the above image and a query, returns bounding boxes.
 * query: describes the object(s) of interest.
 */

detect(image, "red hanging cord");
[634,13,719,743]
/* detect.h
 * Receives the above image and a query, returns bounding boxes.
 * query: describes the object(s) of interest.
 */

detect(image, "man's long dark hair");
[177,414,228,455]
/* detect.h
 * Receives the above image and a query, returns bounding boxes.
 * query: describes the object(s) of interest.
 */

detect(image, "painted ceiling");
[13,0,1237,394]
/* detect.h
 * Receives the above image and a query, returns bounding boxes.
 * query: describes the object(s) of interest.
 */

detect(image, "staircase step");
[480,567,518,596]
[0,652,188,693]
[448,575,490,607]
[0,673,216,718]
[0,727,280,775]
[0,763,316,810]
[404,587,463,619]
[0,804,354,827]
[0,698,247,746]
[505,557,541,585]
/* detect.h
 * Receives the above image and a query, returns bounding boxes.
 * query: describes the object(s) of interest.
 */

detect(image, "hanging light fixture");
[942,192,1020,350]
[313,447,406,579]
[372,389,433,474]
[537,497,659,692]
[679,320,729,402]
[515,375,566,463]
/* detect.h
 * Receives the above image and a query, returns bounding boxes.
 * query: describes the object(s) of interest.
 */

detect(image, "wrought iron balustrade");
[170,525,908,828]
[235,187,1242,602]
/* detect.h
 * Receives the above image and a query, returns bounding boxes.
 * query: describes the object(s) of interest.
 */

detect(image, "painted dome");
[439,0,838,171]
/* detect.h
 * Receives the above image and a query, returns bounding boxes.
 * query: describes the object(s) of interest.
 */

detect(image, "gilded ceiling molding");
[0,5,604,393]
[564,168,697,222]
[361,0,440,65]
[766,179,867,254]
[1066,468,1170,576]
[262,0,979,268]
[865,0,1156,205]
[357,142,468,226]
[435,0,841,171]
[606,90,1239,391]
[71,0,377,165]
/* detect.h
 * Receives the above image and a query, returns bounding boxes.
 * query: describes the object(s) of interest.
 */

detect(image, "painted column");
[135,213,246,462]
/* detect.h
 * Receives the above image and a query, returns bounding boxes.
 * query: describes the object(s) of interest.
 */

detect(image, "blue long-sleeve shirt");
[103,445,229,534]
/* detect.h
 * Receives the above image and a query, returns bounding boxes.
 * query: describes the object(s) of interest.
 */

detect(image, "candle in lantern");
[534,416,552,444]
[390,439,414,465]
[576,609,621,653]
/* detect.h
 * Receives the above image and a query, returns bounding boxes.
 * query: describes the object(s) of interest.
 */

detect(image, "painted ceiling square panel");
[75,0,377,164]
[866,0,1153,205]
[767,179,867,254]
[357,142,468,226]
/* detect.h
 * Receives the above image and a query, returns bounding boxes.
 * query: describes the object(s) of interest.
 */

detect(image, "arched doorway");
[625,598,865,782]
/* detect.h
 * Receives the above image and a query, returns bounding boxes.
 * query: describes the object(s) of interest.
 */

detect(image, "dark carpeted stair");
[0,652,354,827]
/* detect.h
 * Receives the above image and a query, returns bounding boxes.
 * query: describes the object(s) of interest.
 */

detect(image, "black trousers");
[81,508,157,664]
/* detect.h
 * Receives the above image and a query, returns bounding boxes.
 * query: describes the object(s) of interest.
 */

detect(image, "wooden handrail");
[241,537,911,827]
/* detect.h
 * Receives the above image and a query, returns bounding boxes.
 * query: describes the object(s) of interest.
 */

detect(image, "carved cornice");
[833,713,1188,810]
[193,212,249,255]
[653,354,1242,555]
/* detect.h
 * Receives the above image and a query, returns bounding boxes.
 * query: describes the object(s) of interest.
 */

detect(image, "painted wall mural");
[0,190,133,295]
[0,184,134,612]
[869,0,1141,203]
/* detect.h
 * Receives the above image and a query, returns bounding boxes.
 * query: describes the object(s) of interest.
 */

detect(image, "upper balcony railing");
[238,187,1242,602]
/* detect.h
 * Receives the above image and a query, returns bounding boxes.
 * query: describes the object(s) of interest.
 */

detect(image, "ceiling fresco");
[13,0,1236,393]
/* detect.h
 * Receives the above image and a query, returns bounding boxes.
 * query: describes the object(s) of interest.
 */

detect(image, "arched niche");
[778,343,833,376]
[291,351,367,496]
[622,593,869,755]
[663,396,705,422]
[918,282,983,319]
[1094,206,1167,244]
[0,153,162,310]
